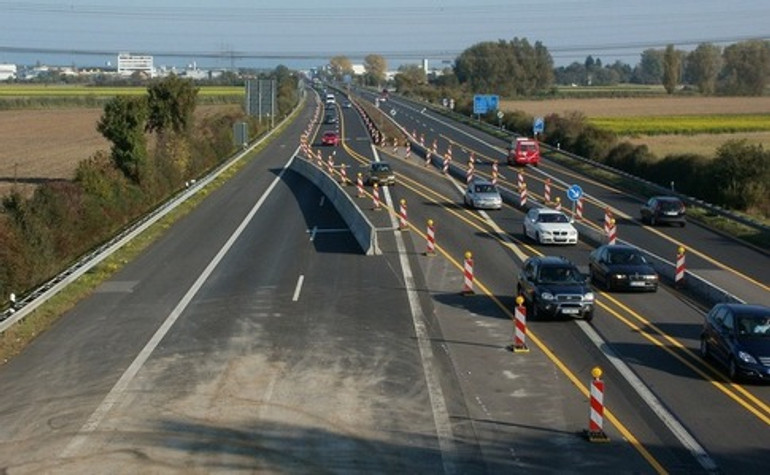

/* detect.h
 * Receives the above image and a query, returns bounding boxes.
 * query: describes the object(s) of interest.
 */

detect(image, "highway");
[0,89,767,473]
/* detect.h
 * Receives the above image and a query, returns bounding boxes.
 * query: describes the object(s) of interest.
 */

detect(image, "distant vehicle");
[342,100,352,109]
[700,303,770,381]
[522,208,578,245]
[464,179,502,210]
[507,137,540,166]
[366,162,395,186]
[517,255,594,321]
[640,196,686,227]
[324,113,338,125]
[321,131,340,146]
[588,244,658,292]
[325,93,335,105]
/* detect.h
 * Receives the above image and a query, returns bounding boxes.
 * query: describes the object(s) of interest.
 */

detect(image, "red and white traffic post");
[544,178,552,203]
[466,159,474,183]
[492,160,499,186]
[425,219,436,256]
[443,155,450,174]
[462,251,474,295]
[356,173,365,198]
[586,366,610,442]
[604,208,613,235]
[399,199,409,231]
[554,196,562,212]
[517,171,525,190]
[608,218,617,245]
[405,142,411,159]
[372,183,381,211]
[425,149,432,167]
[519,183,528,208]
[575,197,584,221]
[675,246,686,287]
[513,296,529,353]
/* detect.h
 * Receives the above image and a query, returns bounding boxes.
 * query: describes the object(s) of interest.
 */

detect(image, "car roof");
[535,208,565,215]
[528,255,575,266]
[601,244,639,252]
[651,196,683,202]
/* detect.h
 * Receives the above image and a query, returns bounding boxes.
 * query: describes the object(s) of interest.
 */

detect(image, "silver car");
[464,180,502,210]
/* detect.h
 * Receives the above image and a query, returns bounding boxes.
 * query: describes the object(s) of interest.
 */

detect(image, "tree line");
[1,67,299,308]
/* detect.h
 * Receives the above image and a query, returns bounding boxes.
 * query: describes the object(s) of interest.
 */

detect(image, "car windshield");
[609,250,646,265]
[538,213,568,223]
[372,163,391,172]
[658,200,682,211]
[737,314,770,337]
[474,184,496,193]
[538,266,582,284]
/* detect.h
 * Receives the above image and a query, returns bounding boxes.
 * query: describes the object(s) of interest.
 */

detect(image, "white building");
[0,64,17,80]
[117,53,154,77]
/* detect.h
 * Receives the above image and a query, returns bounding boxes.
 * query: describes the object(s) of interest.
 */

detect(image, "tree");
[329,56,353,80]
[707,140,770,209]
[662,44,682,94]
[364,54,387,86]
[633,49,664,84]
[454,38,553,96]
[145,74,199,135]
[97,96,149,183]
[684,43,722,95]
[720,40,770,95]
[394,64,427,93]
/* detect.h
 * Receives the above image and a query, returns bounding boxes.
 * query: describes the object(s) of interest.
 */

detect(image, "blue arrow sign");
[567,184,583,202]
[533,117,545,134]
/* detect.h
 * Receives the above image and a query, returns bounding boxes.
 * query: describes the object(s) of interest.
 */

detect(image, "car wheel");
[650,215,657,226]
[680,221,686,228]
[584,311,594,322]
[530,301,540,320]
[699,338,710,359]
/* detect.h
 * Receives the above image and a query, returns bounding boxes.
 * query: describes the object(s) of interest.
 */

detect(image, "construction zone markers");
[513,296,529,353]
[676,246,686,288]
[462,251,474,295]
[425,219,436,256]
[608,218,617,245]
[399,199,408,231]
[372,183,381,211]
[586,367,610,442]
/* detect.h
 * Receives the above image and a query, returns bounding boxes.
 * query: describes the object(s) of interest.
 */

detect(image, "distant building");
[0,63,17,80]
[117,53,154,77]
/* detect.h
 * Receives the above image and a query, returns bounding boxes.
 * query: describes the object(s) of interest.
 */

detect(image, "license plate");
[630,281,647,287]
[664,211,678,216]
[561,308,579,315]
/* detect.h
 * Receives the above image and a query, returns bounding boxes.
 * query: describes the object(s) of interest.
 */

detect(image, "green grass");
[590,114,770,135]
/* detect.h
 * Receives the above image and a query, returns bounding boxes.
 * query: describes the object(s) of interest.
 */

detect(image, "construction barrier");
[405,142,411,159]
[399,199,408,231]
[372,183,381,211]
[544,178,551,203]
[356,173,365,198]
[519,183,528,208]
[492,160,499,186]
[554,196,562,212]
[425,150,432,167]
[466,160,474,183]
[586,367,610,442]
[604,208,613,235]
[340,164,348,185]
[443,156,450,174]
[518,171,525,190]
[513,296,529,353]
[425,219,436,256]
[675,246,686,287]
[608,218,617,245]
[576,198,584,220]
[462,251,474,295]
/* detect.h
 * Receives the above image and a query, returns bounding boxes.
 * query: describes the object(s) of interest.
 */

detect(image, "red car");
[506,137,540,166]
[321,131,340,146]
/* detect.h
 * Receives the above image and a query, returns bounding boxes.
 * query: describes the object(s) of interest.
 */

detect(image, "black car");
[324,113,338,125]
[588,244,658,292]
[365,162,395,186]
[700,303,770,381]
[640,196,686,227]
[516,256,595,321]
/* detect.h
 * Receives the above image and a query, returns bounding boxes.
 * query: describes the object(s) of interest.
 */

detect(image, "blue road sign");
[533,117,545,134]
[567,184,583,202]
[473,94,500,115]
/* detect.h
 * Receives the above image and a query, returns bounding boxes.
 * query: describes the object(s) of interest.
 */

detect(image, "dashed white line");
[292,275,305,302]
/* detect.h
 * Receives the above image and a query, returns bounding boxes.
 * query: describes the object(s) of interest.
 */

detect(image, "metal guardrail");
[1,97,304,329]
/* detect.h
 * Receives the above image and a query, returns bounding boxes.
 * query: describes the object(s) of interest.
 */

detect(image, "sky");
[1,0,769,71]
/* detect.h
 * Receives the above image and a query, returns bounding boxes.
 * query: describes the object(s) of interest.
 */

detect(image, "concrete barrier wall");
[289,156,379,255]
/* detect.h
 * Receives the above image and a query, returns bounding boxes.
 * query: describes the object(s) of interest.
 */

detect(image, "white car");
[523,208,578,245]
[464,179,502,210]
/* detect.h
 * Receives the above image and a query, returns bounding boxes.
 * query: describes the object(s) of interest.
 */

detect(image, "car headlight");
[645,275,659,281]
[540,292,554,301]
[738,351,758,364]
[568,229,577,236]
[612,274,628,279]
[584,292,595,302]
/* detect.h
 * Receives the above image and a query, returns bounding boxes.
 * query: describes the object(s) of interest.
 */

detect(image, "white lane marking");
[310,226,318,241]
[578,321,719,473]
[292,275,305,302]
[373,145,458,474]
[60,150,300,460]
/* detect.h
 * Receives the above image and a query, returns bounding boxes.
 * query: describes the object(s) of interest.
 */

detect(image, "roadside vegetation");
[0,68,297,315]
